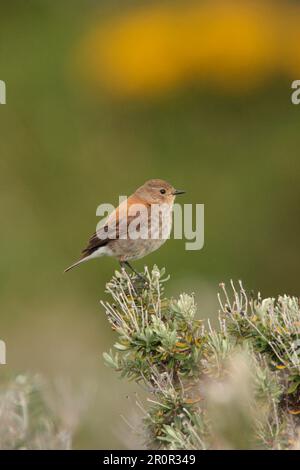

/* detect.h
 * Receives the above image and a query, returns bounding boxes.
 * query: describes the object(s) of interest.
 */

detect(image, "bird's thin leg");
[124,261,147,282]
[119,261,132,277]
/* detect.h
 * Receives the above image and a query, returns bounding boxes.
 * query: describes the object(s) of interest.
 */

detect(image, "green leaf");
[287,378,300,394]
[103,352,118,369]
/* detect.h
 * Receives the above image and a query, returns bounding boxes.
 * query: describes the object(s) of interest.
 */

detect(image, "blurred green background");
[0,0,299,448]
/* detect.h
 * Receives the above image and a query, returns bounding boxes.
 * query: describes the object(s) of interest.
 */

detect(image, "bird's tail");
[64,257,88,273]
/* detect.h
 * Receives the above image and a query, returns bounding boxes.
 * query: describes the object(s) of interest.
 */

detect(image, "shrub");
[102,266,300,449]
[0,374,71,449]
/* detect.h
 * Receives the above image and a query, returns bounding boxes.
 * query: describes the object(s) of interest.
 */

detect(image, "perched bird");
[64,179,185,275]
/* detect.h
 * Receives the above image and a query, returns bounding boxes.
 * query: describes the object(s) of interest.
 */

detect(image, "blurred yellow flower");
[77,0,300,98]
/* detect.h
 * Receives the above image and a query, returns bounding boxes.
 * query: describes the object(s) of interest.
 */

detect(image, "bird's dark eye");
[160,189,166,194]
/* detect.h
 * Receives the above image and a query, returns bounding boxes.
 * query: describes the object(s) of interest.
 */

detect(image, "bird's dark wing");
[80,203,147,259]
[80,229,109,258]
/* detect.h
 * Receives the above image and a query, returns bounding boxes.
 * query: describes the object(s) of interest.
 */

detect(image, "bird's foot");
[120,262,148,285]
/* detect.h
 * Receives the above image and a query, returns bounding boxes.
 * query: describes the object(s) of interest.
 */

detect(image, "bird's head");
[135,179,185,205]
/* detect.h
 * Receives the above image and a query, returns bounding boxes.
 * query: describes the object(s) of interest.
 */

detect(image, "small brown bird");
[64,179,185,275]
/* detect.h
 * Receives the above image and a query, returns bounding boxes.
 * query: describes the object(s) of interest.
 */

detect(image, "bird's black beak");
[172,189,185,195]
